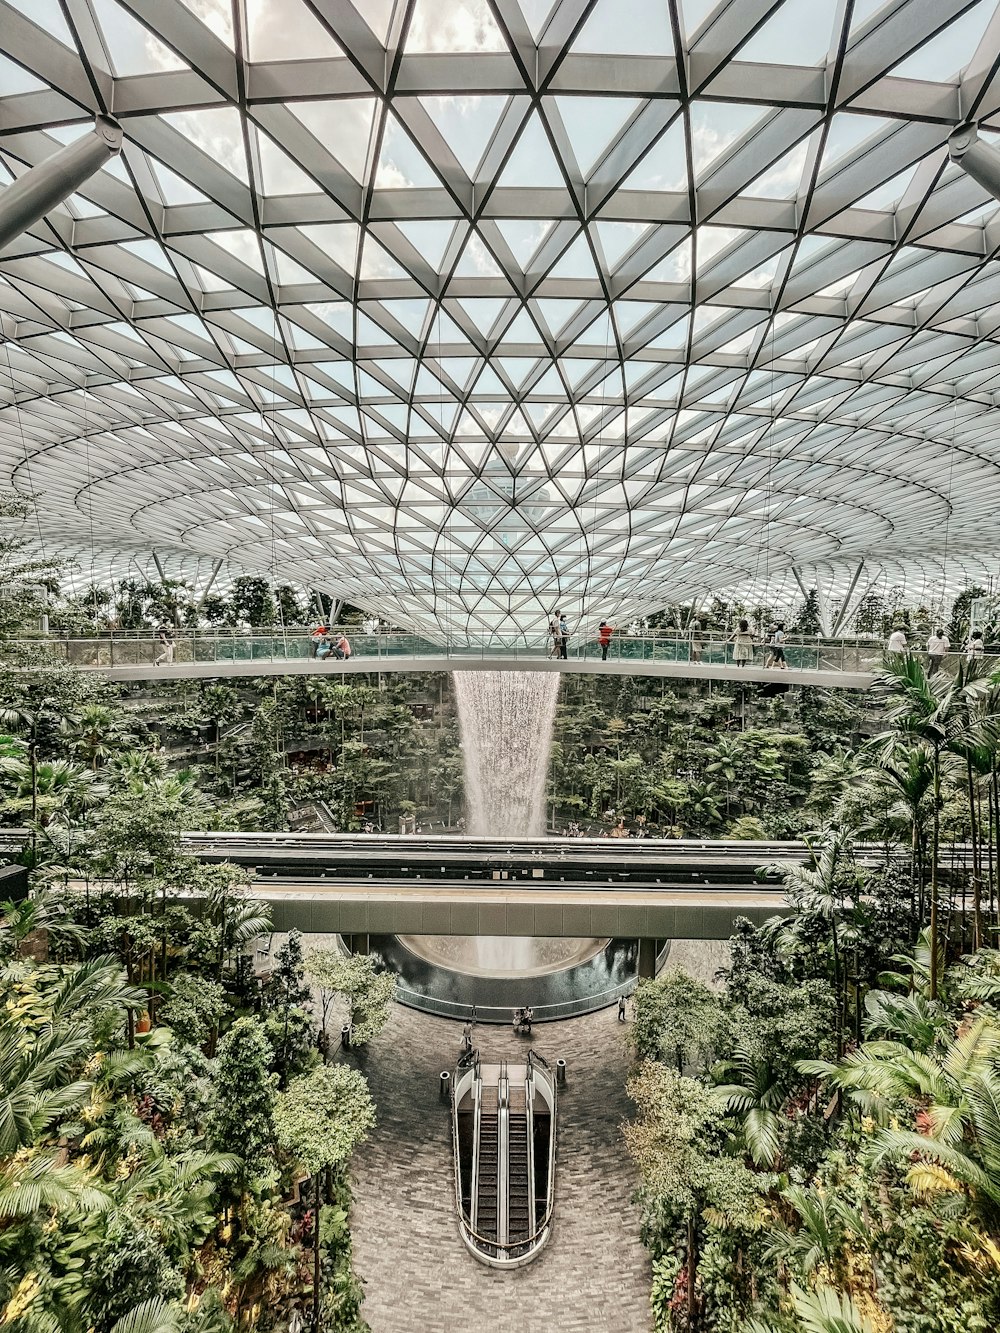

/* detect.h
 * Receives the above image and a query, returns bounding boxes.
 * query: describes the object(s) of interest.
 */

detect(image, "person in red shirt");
[597,619,615,661]
[309,624,328,658]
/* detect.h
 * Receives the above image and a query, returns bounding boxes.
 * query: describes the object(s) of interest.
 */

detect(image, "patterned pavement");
[349,1001,652,1333]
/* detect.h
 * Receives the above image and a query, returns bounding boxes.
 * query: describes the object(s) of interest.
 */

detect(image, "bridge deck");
[247,877,789,939]
[35,654,873,689]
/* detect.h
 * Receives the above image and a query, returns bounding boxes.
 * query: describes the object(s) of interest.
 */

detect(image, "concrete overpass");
[245,877,790,943]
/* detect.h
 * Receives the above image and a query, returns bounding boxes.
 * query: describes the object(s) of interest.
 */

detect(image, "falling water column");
[452,670,561,836]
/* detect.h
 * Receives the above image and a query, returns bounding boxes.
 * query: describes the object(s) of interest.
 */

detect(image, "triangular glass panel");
[405,0,509,53]
[515,0,559,42]
[375,115,440,188]
[854,164,918,211]
[595,221,650,268]
[176,0,235,47]
[454,232,504,278]
[6,0,77,48]
[891,0,994,81]
[288,99,376,182]
[361,236,409,280]
[377,300,431,334]
[271,247,318,284]
[495,219,554,269]
[818,113,886,176]
[693,103,773,181]
[395,220,456,272]
[299,223,360,273]
[642,237,692,282]
[552,96,642,176]
[206,229,266,273]
[457,298,509,334]
[256,131,321,195]
[621,119,688,191]
[548,233,599,281]
[535,298,582,335]
[572,0,674,57]
[744,139,811,199]
[739,0,836,66]
[419,95,509,175]
[0,55,46,96]
[496,113,563,189]
[90,0,188,74]
[164,108,249,184]
[149,158,209,206]
[246,0,344,61]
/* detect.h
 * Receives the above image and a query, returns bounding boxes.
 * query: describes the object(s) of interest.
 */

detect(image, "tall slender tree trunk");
[968,761,983,950]
[930,750,941,1000]
[687,1214,698,1331]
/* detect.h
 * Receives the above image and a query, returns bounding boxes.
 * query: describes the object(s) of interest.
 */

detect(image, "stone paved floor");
[349,1002,652,1333]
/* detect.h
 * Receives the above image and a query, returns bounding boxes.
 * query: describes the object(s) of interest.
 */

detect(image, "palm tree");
[716,1044,789,1167]
[802,1013,1000,1214]
[746,1284,875,1333]
[870,655,995,997]
[768,828,860,1054]
[765,1184,863,1279]
[69,703,135,771]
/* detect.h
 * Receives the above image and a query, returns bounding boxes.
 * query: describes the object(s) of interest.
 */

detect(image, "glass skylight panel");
[2,0,1000,634]
[245,0,343,62]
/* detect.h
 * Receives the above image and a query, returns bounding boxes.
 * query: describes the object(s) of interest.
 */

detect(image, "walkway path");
[16,648,875,690]
[350,1001,651,1333]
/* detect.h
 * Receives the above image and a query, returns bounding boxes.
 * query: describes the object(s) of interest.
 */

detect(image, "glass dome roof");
[2,0,1000,635]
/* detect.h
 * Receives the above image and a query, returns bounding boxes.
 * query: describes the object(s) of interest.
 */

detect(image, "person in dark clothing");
[558,612,569,660]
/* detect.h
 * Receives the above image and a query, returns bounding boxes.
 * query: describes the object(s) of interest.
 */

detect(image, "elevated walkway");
[245,878,789,940]
[7,630,884,689]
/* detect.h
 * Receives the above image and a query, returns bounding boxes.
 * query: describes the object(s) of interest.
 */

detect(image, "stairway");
[476,1086,499,1244]
[507,1083,530,1246]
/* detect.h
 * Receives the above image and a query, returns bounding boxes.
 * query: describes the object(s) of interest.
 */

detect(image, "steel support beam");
[949,123,1000,202]
[831,560,866,637]
[0,116,123,252]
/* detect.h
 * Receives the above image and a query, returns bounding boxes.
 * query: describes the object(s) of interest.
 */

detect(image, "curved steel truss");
[2,0,1000,634]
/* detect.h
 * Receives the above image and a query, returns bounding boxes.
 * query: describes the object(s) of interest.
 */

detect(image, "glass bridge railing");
[2,627,906,675]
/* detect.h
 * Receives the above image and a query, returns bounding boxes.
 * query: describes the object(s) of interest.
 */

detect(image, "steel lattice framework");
[3,0,1000,636]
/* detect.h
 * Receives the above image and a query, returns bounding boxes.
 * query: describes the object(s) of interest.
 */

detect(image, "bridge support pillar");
[637,937,658,980]
[344,933,371,954]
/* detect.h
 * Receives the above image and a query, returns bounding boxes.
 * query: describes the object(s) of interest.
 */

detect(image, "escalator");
[452,1052,556,1267]
[507,1083,531,1247]
[476,1084,499,1245]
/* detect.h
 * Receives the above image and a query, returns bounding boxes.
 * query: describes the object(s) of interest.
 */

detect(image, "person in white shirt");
[967,631,985,660]
[886,628,908,655]
[926,627,949,674]
[765,622,788,669]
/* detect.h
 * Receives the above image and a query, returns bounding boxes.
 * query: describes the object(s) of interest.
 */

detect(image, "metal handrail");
[7,629,997,679]
[452,1054,557,1260]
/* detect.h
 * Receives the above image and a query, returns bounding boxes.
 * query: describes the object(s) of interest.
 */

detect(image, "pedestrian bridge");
[8,630,886,689]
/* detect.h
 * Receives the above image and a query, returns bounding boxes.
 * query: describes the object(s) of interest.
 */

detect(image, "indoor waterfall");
[452,669,561,837]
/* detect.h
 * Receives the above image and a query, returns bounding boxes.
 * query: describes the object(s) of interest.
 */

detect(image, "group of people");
[308,624,352,660]
[512,1006,534,1034]
[887,626,986,670]
[724,619,789,668]
[548,610,570,659]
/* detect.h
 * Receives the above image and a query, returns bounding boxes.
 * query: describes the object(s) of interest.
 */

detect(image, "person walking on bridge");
[598,619,615,661]
[765,622,787,670]
[548,609,561,657]
[886,626,908,655]
[728,619,755,667]
[558,611,570,660]
[927,627,950,675]
[153,623,174,666]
